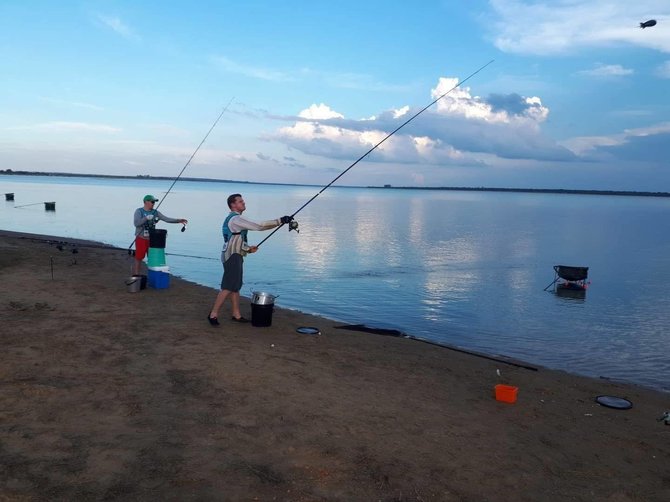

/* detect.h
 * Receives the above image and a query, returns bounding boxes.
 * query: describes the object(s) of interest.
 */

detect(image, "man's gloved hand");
[280,215,293,224]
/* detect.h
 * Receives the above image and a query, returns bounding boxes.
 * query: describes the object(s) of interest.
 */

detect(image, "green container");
[147,247,166,267]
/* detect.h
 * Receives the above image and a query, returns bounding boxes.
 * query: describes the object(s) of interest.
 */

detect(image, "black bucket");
[251,303,274,327]
[5,193,14,201]
[44,202,56,211]
[149,229,167,248]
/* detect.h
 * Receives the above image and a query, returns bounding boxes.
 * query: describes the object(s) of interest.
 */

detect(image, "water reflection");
[293,214,336,276]
[555,288,587,300]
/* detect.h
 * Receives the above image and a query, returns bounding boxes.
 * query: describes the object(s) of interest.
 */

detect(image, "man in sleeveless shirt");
[207,193,292,325]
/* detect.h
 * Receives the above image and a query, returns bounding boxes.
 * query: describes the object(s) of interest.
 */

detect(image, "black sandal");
[231,316,250,323]
[207,315,220,326]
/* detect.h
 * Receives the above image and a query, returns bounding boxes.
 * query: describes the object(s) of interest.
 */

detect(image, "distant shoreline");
[2,169,669,198]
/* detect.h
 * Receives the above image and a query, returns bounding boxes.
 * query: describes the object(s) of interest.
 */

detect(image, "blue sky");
[1,1,668,190]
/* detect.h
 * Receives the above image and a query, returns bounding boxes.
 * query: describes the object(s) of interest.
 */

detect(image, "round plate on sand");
[595,395,633,410]
[296,326,320,335]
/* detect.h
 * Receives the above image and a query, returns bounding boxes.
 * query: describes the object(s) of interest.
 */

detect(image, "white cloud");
[298,103,344,120]
[211,57,412,92]
[255,152,306,169]
[273,119,393,161]
[432,78,503,121]
[655,60,670,78]
[5,122,121,133]
[488,1,670,55]
[97,14,138,41]
[560,135,623,156]
[270,76,569,166]
[561,122,670,157]
[577,63,634,77]
[431,78,549,123]
[213,56,294,82]
[393,106,410,119]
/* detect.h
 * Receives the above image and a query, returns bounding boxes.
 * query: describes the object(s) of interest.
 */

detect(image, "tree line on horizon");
[2,169,669,197]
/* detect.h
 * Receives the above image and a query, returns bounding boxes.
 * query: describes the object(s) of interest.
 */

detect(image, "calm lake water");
[2,174,669,392]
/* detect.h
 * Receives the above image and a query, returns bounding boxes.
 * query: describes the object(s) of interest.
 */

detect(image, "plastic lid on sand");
[296,327,320,335]
[595,395,633,410]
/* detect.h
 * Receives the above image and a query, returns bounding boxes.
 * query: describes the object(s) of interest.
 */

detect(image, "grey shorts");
[221,252,243,292]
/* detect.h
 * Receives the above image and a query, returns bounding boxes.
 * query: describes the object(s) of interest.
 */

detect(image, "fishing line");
[5,234,219,261]
[13,202,49,209]
[256,59,495,248]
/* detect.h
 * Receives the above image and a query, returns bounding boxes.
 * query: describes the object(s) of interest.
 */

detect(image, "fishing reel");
[288,220,299,233]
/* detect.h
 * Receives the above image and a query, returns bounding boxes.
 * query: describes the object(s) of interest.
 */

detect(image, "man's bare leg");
[210,290,231,319]
[133,259,142,276]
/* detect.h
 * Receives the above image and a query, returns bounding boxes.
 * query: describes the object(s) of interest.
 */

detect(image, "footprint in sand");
[8,301,30,311]
[7,301,55,311]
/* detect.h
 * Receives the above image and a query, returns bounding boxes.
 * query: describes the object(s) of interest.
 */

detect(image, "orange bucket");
[495,384,518,403]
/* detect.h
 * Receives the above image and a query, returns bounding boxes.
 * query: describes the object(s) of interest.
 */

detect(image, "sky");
[1,0,669,190]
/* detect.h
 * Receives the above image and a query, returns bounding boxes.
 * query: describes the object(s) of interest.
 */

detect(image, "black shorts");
[221,253,243,292]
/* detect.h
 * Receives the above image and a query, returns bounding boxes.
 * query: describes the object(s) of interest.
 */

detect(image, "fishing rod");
[127,98,235,251]
[155,96,235,212]
[256,59,495,248]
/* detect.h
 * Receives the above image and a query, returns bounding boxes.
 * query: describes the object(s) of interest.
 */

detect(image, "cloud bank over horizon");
[267,75,668,173]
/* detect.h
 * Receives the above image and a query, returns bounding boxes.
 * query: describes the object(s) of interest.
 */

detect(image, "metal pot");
[251,291,277,305]
[126,275,143,293]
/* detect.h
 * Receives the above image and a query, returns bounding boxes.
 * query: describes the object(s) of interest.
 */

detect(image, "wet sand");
[1,230,668,501]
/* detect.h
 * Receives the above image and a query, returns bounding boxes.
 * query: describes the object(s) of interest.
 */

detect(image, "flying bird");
[639,19,657,29]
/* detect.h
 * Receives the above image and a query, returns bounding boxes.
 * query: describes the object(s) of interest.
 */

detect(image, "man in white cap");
[132,194,188,275]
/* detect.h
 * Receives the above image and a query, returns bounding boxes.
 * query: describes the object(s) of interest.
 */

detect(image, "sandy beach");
[1,230,668,501]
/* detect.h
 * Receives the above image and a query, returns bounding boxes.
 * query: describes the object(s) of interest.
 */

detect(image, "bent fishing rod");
[127,98,234,251]
[256,60,495,248]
